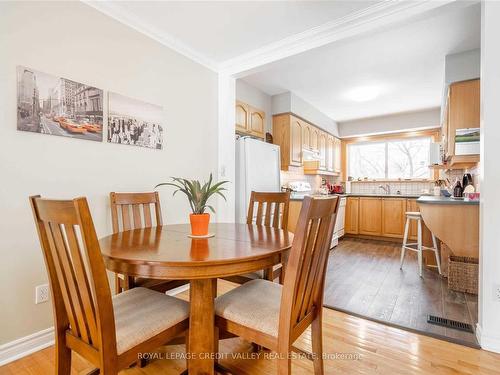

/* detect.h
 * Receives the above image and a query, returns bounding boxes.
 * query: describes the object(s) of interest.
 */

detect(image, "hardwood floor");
[324,237,478,346]
[2,280,500,375]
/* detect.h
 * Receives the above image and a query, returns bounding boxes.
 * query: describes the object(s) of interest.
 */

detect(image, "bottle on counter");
[453,180,463,198]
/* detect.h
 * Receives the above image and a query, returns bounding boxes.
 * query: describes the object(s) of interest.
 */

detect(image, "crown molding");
[81,0,219,72]
[82,0,455,76]
[220,0,456,76]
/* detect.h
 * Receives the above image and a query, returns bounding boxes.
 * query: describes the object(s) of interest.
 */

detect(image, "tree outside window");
[348,137,431,179]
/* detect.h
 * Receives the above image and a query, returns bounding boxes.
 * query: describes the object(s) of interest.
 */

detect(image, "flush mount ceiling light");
[344,86,382,102]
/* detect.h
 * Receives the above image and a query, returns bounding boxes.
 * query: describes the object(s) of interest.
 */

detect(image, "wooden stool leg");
[400,217,410,269]
[417,218,423,278]
[432,233,442,275]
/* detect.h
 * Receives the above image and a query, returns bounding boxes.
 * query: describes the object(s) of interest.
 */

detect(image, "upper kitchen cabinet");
[326,135,334,172]
[235,100,265,139]
[334,137,341,174]
[235,101,249,133]
[273,113,340,173]
[442,79,480,167]
[290,117,303,166]
[273,113,303,170]
[249,108,265,137]
[319,132,327,170]
[311,127,319,152]
[302,122,311,150]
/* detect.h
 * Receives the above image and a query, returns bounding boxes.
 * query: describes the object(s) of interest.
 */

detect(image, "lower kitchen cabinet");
[381,198,406,238]
[359,197,382,236]
[287,201,302,233]
[345,197,359,234]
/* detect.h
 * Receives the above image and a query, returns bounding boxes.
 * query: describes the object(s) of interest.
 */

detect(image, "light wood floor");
[2,280,500,375]
[325,238,478,346]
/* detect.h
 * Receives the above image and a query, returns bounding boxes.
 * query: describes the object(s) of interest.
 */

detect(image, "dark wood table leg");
[188,279,215,375]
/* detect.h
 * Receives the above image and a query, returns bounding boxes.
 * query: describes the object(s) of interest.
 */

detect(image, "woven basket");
[448,256,479,294]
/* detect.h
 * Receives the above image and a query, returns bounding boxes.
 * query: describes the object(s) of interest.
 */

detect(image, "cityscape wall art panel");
[108,92,164,150]
[16,66,103,142]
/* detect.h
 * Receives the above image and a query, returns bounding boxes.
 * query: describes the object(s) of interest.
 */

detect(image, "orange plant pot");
[189,213,210,236]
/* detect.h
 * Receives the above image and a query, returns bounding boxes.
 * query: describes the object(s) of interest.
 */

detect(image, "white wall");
[0,1,218,345]
[338,108,441,138]
[445,48,481,84]
[271,91,339,136]
[478,1,500,354]
[441,48,481,123]
[236,79,272,133]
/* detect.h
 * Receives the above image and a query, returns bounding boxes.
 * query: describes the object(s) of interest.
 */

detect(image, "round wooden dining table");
[99,223,293,375]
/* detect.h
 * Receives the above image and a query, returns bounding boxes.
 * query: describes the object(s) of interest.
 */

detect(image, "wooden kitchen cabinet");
[334,138,341,173]
[290,118,303,166]
[273,114,303,170]
[287,201,302,233]
[345,197,359,234]
[249,107,265,138]
[319,132,327,170]
[302,123,311,150]
[235,101,250,133]
[311,127,319,151]
[359,197,382,236]
[235,100,265,139]
[381,198,406,238]
[272,113,340,172]
[327,135,334,172]
[443,79,480,159]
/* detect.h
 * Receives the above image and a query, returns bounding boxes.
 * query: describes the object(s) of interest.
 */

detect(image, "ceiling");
[85,0,378,65]
[241,2,481,122]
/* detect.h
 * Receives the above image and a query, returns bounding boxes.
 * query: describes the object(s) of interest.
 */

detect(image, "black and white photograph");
[16,66,103,141]
[108,92,164,150]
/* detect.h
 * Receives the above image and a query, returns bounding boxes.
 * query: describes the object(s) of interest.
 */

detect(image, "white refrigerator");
[236,137,281,223]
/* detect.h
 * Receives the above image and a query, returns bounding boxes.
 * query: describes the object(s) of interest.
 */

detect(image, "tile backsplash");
[281,166,340,192]
[348,181,434,195]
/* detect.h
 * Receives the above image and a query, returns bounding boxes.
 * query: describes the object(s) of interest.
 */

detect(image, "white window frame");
[347,136,433,181]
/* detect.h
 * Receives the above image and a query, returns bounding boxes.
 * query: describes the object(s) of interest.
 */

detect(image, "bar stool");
[400,211,441,277]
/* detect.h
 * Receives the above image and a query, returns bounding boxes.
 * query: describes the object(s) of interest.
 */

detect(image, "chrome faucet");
[378,184,391,195]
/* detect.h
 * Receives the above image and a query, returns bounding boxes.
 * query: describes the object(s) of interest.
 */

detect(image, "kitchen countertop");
[345,193,421,198]
[417,195,479,205]
[290,193,421,201]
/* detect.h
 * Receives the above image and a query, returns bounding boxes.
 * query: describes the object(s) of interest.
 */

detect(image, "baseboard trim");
[0,327,55,367]
[476,324,500,353]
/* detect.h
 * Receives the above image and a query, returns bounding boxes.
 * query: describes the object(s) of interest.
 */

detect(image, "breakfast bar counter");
[417,196,479,258]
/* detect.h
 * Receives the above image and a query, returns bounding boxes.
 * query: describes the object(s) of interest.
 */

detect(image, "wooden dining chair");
[30,196,189,374]
[224,191,290,285]
[215,196,339,374]
[110,192,188,293]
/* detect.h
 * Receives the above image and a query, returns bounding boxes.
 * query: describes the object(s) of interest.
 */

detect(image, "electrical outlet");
[35,284,49,304]
[494,284,500,302]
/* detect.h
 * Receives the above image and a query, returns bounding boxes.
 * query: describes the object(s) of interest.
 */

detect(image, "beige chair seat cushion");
[113,287,189,354]
[215,279,282,337]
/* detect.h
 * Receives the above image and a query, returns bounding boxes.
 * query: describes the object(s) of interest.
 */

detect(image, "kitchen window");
[348,136,432,179]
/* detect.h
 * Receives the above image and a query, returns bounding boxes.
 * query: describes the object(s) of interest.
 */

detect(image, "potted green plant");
[155,173,229,236]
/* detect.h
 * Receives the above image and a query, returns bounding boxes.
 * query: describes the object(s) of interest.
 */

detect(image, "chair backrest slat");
[30,196,115,353]
[64,224,99,345]
[246,191,291,230]
[279,196,339,344]
[110,192,163,234]
[143,204,152,227]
